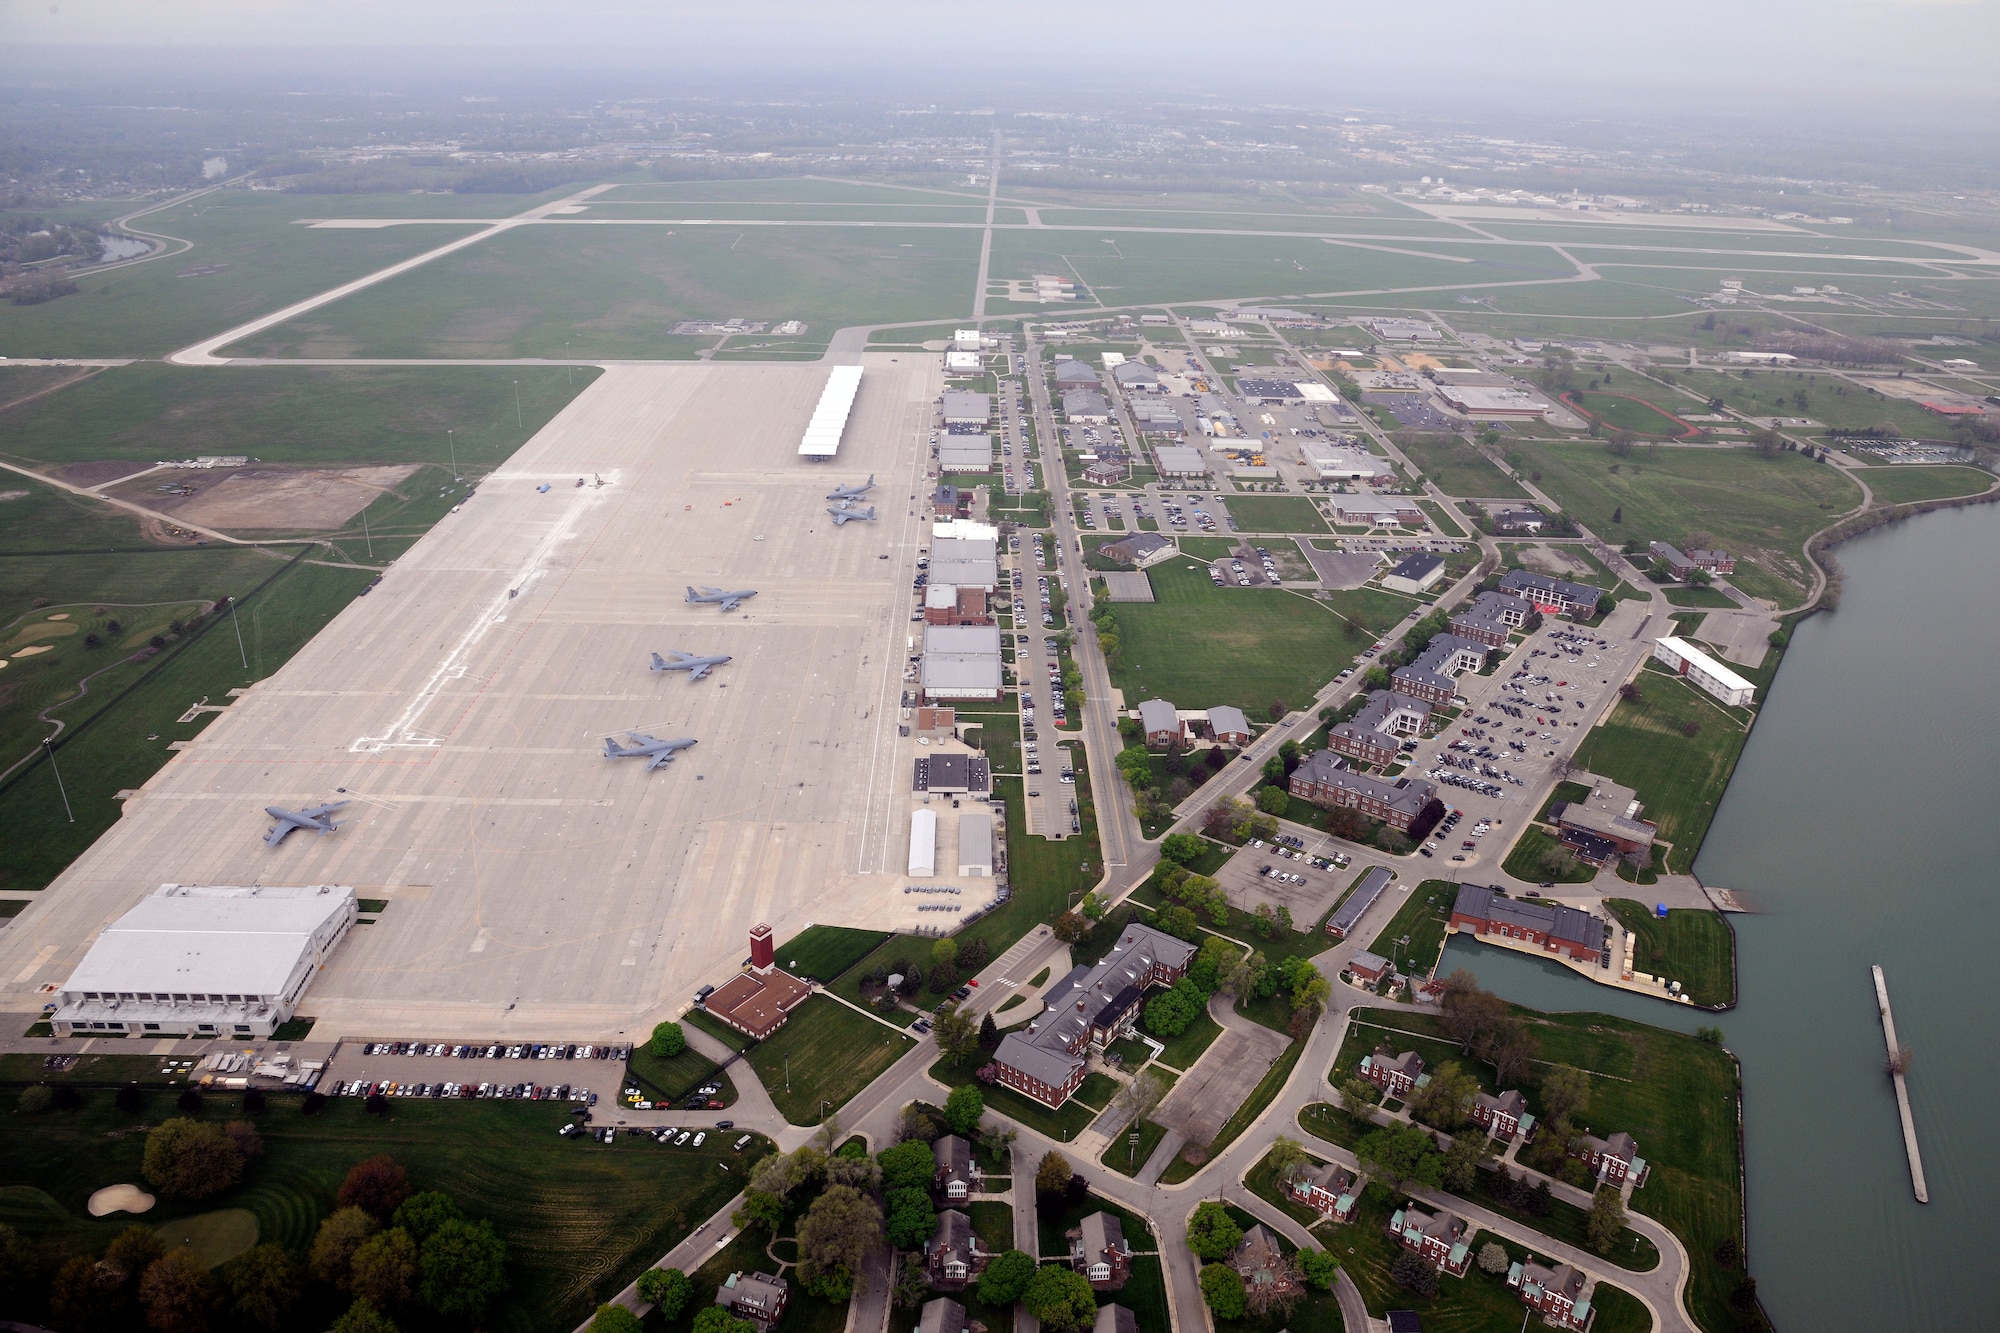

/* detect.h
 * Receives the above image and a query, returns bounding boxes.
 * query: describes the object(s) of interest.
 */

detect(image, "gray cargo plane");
[685,585,758,611]
[827,475,875,502]
[650,650,732,681]
[603,732,698,770]
[827,505,877,526]
[263,800,350,847]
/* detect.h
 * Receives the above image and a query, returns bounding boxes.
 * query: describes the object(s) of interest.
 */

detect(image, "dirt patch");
[1516,543,1596,581]
[52,459,158,487]
[137,465,419,530]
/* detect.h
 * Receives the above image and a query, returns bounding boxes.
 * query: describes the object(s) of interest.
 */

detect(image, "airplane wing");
[646,750,677,770]
[718,595,742,610]
[264,825,289,848]
[624,731,662,746]
[688,662,712,680]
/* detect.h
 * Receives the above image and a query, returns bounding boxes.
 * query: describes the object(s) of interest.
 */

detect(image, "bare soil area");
[52,459,157,487]
[117,464,419,530]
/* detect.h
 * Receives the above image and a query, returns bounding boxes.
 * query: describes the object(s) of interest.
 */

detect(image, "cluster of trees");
[306,1157,508,1329]
[1200,795,1278,847]
[586,1266,696,1332]
[1148,863,1229,940]
[1184,1192,1337,1320]
[1117,741,1222,827]
[1438,971,1540,1088]
[1089,585,1122,670]
[1141,936,1237,1036]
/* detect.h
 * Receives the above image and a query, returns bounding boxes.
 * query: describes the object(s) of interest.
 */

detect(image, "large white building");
[51,884,357,1038]
[1651,636,1756,708]
[908,810,938,878]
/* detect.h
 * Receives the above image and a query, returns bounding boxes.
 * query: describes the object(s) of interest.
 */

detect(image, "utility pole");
[43,738,74,823]
[566,341,572,387]
[361,505,372,558]
[514,379,523,429]
[447,429,459,482]
[227,595,248,670]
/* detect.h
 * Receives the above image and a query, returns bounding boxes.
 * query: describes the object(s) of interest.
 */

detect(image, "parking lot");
[1212,837,1355,923]
[322,1039,633,1111]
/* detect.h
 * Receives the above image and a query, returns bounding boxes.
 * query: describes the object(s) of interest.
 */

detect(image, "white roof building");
[932,519,1000,542]
[958,813,994,877]
[1154,445,1210,477]
[939,438,993,472]
[51,884,357,1038]
[798,365,864,458]
[952,330,984,351]
[1302,443,1389,480]
[945,350,983,373]
[909,809,938,878]
[941,391,991,425]
[1651,636,1756,708]
[929,536,999,591]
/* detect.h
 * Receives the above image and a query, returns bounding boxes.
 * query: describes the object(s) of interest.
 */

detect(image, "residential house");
[1509,1260,1593,1331]
[1449,591,1532,648]
[933,1135,982,1202]
[1449,885,1608,964]
[1648,541,1735,579]
[713,1272,789,1329]
[1289,1162,1363,1223]
[1360,1046,1425,1098]
[925,1210,991,1287]
[1387,1204,1472,1276]
[1491,507,1547,534]
[1231,1224,1299,1298]
[1069,1211,1132,1289]
[1288,751,1440,832]
[917,1297,969,1333]
[1470,1089,1533,1141]
[1572,1131,1648,1187]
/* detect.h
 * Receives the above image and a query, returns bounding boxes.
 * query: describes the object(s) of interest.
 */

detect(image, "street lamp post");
[43,739,74,823]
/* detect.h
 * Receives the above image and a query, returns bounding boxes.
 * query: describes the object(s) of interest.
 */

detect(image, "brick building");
[1360,1046,1425,1097]
[1387,1203,1472,1276]
[1326,690,1432,767]
[1392,633,1490,706]
[1289,1162,1363,1223]
[1288,752,1440,832]
[1449,884,1608,963]
[1450,590,1533,648]
[1498,569,1603,619]
[1572,1131,1648,1187]
[1509,1260,1593,1330]
[1470,1089,1533,1141]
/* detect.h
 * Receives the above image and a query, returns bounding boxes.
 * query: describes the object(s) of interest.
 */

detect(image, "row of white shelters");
[798,365,864,458]
[52,884,357,1038]
[909,809,938,877]
[1651,636,1756,708]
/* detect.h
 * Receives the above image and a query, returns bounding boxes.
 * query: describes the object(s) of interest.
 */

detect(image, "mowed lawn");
[0,1093,766,1333]
[230,223,982,360]
[1606,899,1737,1007]
[1106,560,1404,713]
[1513,441,1860,604]
[1859,465,1994,505]
[1572,665,1753,873]
[743,997,914,1125]
[1218,495,1330,533]
[1365,879,1459,977]
[1393,432,1528,498]
[1565,389,1696,436]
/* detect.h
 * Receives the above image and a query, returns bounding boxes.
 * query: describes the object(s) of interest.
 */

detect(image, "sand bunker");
[88,1183,156,1216]
[46,613,69,621]
[11,645,52,658]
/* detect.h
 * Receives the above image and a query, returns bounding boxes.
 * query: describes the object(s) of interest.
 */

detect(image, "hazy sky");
[2,0,1996,116]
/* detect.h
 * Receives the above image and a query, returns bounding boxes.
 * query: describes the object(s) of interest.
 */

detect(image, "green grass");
[625,1043,738,1108]
[1218,495,1330,533]
[1571,666,1754,873]
[1671,367,1955,441]
[152,1208,259,1267]
[0,1092,768,1333]
[1394,434,1528,499]
[737,997,914,1125]
[1565,390,1696,436]
[1365,879,1457,977]
[771,925,889,984]
[1500,826,1601,886]
[1099,1117,1169,1178]
[1105,560,1405,714]
[1513,440,1860,605]
[1150,1007,1223,1071]
[929,1055,1098,1142]
[968,1199,1015,1255]
[232,223,982,360]
[1589,1280,1656,1333]
[1859,465,1993,505]
[1662,584,1737,608]
[1605,900,1736,1008]
[1158,1040,1301,1183]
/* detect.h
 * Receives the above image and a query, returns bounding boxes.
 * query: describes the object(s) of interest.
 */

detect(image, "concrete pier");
[1872,965,1929,1204]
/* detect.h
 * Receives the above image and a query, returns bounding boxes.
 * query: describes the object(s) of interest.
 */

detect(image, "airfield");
[0,353,949,1039]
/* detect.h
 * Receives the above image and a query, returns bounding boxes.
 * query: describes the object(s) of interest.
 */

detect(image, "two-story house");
[1387,1203,1472,1277]
[1288,1161,1363,1223]
[1470,1089,1533,1142]
[1068,1211,1132,1290]
[1571,1131,1648,1187]
[1359,1046,1425,1098]
[932,1135,982,1202]
[1509,1260,1593,1331]
[925,1210,991,1287]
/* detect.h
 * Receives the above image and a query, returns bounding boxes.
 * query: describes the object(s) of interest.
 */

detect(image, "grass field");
[0,1091,766,1333]
[1500,826,1601,885]
[1605,900,1736,1008]
[1670,368,1956,441]
[771,925,889,984]
[1100,1117,1169,1177]
[1105,560,1404,713]
[1513,441,1859,604]
[1663,585,1738,608]
[1572,666,1754,873]
[1564,390,1697,437]
[230,223,982,360]
[1859,465,1994,505]
[738,997,914,1125]
[1365,879,1457,978]
[1393,434,1529,499]
[1218,495,1330,533]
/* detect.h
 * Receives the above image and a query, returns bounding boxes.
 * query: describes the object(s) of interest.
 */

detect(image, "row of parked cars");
[338,1079,596,1103]
[358,1041,628,1061]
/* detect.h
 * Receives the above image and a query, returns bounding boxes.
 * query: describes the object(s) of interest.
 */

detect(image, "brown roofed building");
[713,1271,789,1329]
[918,1298,969,1333]
[703,969,813,1040]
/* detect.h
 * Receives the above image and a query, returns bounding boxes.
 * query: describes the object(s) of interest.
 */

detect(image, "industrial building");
[1301,442,1388,480]
[944,350,982,373]
[929,537,999,591]
[1652,636,1756,708]
[920,623,1004,703]
[941,391,991,426]
[1449,885,1608,964]
[1053,360,1100,388]
[1062,390,1111,422]
[1333,494,1426,527]
[1382,553,1446,594]
[1550,778,1658,864]
[909,810,938,877]
[1327,866,1391,939]
[1153,445,1210,478]
[958,813,993,877]
[50,884,357,1038]
[938,437,993,472]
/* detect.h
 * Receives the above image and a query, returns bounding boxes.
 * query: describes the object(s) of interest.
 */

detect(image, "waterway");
[1447,502,2000,1331]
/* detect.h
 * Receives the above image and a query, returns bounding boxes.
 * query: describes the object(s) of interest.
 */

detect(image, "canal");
[1448,501,2000,1330]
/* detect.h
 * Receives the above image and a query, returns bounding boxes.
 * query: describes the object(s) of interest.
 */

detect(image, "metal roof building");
[51,884,357,1038]
[938,438,993,472]
[909,809,938,878]
[958,813,994,877]
[798,365,864,458]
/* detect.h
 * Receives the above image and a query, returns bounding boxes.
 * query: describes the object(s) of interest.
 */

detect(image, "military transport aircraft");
[603,732,698,770]
[826,475,875,503]
[650,650,732,681]
[685,585,759,611]
[263,800,350,847]
[827,505,877,526]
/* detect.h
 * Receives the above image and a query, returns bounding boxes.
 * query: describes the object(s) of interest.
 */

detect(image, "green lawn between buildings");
[1605,900,1737,1008]
[1500,826,1601,886]
[1218,495,1331,533]
[736,997,915,1126]
[1857,465,1993,505]
[0,1091,768,1333]
[1393,433,1529,499]
[1364,879,1459,978]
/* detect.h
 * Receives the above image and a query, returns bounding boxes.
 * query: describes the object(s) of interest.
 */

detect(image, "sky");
[1,0,1996,119]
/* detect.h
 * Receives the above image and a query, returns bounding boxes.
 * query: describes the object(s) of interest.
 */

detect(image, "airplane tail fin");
[651,652,667,670]
[603,737,625,757]
[685,586,699,602]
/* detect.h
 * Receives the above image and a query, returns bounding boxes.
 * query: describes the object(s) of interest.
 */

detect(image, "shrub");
[650,1021,686,1058]
[1390,1250,1440,1296]
[1199,1263,1247,1318]
[16,1085,53,1114]
[142,1117,246,1199]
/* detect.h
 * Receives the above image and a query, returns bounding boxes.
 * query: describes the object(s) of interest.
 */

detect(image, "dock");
[1872,965,1929,1204]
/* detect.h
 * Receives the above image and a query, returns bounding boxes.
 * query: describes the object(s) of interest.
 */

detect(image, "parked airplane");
[263,800,350,848]
[603,732,698,770]
[650,650,732,681]
[685,585,758,611]
[827,505,877,526]
[826,475,875,502]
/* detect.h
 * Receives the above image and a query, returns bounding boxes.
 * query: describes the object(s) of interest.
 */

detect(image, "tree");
[1610,505,1623,524]
[17,1084,53,1114]
[1730,1277,1760,1311]
[138,1249,216,1333]
[1256,784,1290,815]
[1407,1062,1478,1131]
[1219,948,1263,997]
[1477,1241,1510,1275]
[638,1266,693,1317]
[1022,1265,1097,1331]
[928,961,959,994]
[338,1155,413,1219]
[885,1187,937,1249]
[825,1151,881,1192]
[650,1021,685,1058]
[590,1305,644,1333]
[1144,984,1198,1037]
[1051,911,1086,943]
[51,1253,134,1331]
[1618,681,1644,703]
[1113,1070,1167,1124]
[932,936,959,968]
[1299,1247,1340,1290]
[933,1005,979,1064]
[329,1299,398,1333]
[391,1192,461,1246]
[693,1309,758,1333]
[143,1118,245,1200]
[1586,1186,1628,1254]
[732,1189,785,1236]
[1159,832,1205,865]
[225,1119,263,1161]
[350,1228,418,1311]
[311,1208,380,1286]
[945,1084,985,1135]
[1474,1016,1538,1088]
[878,1138,937,1192]
[1266,1135,1309,1184]
[796,1185,881,1302]
[1539,1064,1592,1134]
[1034,1150,1074,1200]
[1261,754,1287,785]
[219,1244,300,1331]
[177,1088,205,1114]
[1338,1075,1379,1119]
[1199,1262,1248,1319]
[976,1249,1036,1305]
[1186,1201,1243,1261]
[1442,1131,1489,1194]
[418,1219,507,1319]
[1390,1249,1441,1296]
[1356,1124,1444,1190]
